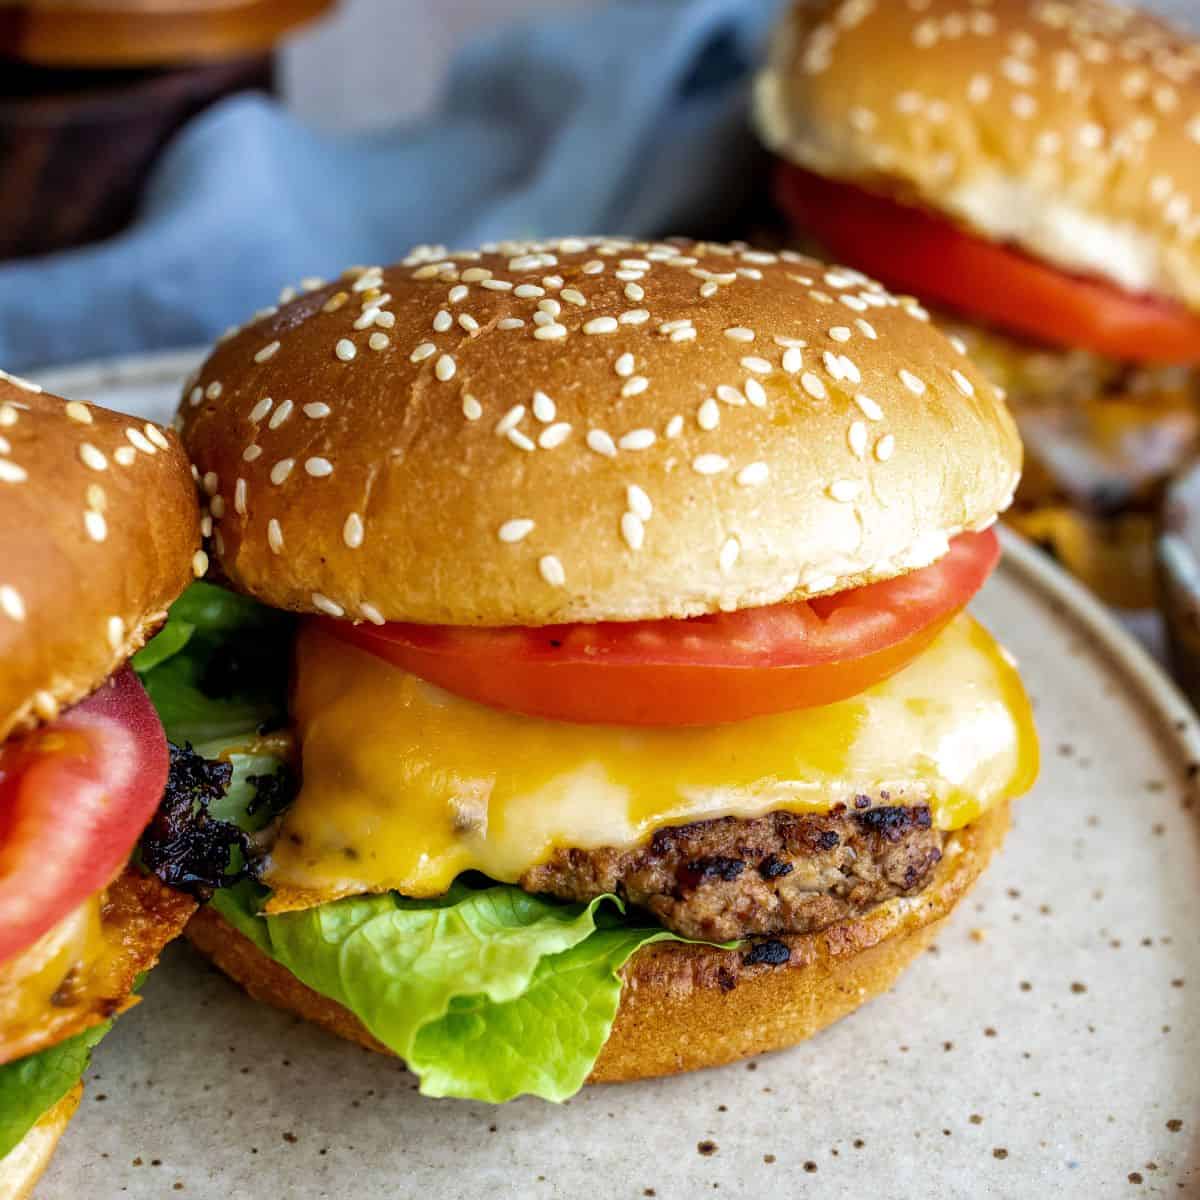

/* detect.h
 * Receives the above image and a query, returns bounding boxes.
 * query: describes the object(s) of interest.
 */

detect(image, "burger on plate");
[755,0,1200,608]
[139,237,1039,1102]
[0,375,202,1197]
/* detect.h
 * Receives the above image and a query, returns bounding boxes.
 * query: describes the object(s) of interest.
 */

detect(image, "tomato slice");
[0,668,169,965]
[775,163,1200,366]
[320,530,999,727]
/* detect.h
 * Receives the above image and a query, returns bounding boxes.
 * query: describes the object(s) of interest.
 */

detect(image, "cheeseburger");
[147,238,1038,1102]
[755,0,1200,607]
[0,376,201,1197]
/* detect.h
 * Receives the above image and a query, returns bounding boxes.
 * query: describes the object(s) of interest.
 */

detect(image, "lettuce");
[0,1022,110,1160]
[213,882,681,1103]
[134,581,292,746]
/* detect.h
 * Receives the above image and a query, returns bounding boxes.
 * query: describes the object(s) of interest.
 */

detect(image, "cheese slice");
[265,614,1038,910]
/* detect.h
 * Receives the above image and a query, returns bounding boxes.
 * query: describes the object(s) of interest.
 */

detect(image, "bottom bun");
[188,802,1009,1085]
[0,1085,81,1200]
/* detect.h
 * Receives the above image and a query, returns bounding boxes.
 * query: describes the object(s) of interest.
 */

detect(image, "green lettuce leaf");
[0,1021,110,1160]
[212,882,679,1102]
[134,581,292,746]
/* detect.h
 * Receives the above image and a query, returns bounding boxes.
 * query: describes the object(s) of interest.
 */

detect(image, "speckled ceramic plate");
[25,352,1200,1198]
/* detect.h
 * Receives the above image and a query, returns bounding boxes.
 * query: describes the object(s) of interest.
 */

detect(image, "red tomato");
[321,530,1000,727]
[0,668,169,965]
[775,164,1200,366]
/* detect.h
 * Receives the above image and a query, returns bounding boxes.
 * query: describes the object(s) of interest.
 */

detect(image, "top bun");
[0,375,201,740]
[178,237,1020,627]
[755,0,1200,312]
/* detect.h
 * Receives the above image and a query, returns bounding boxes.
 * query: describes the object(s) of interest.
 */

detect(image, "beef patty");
[521,803,945,941]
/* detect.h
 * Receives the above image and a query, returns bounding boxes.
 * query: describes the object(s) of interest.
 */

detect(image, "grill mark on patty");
[521,804,944,942]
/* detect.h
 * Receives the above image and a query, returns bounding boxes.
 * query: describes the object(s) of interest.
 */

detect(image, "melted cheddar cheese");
[265,614,1038,910]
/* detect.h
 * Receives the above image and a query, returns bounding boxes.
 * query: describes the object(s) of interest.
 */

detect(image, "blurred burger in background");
[754,0,1200,608]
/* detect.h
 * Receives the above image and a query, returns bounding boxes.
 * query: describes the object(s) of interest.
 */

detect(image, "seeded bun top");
[754,0,1200,312]
[0,376,201,740]
[178,237,1020,627]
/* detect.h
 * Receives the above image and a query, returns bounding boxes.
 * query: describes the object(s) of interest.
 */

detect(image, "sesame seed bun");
[0,1085,81,1200]
[754,1,1200,312]
[185,798,1007,1086]
[178,238,1019,626]
[0,376,202,740]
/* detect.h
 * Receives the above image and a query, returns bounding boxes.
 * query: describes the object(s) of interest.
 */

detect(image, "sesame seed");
[659,320,691,333]
[875,434,896,462]
[736,462,769,487]
[206,382,224,402]
[618,428,656,451]
[692,454,728,476]
[85,484,105,512]
[0,405,16,428]
[433,310,453,332]
[539,555,566,587]
[622,376,650,398]
[449,284,469,303]
[360,603,385,626]
[255,342,280,363]
[627,484,652,521]
[202,471,219,496]
[200,514,213,537]
[435,354,457,382]
[323,292,350,313]
[849,421,868,458]
[615,352,635,377]
[725,327,755,342]
[0,585,25,621]
[855,319,877,340]
[269,399,294,430]
[531,391,556,423]
[700,282,719,298]
[65,401,92,424]
[665,415,684,439]
[533,323,567,341]
[375,311,396,329]
[312,593,345,617]
[698,398,720,430]
[234,478,247,516]
[335,339,357,362]
[498,318,525,331]
[561,288,587,307]
[270,459,295,485]
[624,283,646,302]
[782,347,803,374]
[249,397,273,423]
[113,447,136,467]
[619,309,649,325]
[538,422,572,449]
[210,495,225,519]
[508,429,536,452]
[303,456,334,480]
[900,369,927,396]
[587,429,618,458]
[744,378,767,408]
[855,393,883,420]
[267,519,284,554]
[495,405,525,436]
[461,267,492,283]
[719,537,740,574]
[304,403,331,419]
[514,284,544,299]
[462,394,483,421]
[582,260,605,275]
[79,443,107,471]
[829,326,852,343]
[538,299,562,317]
[951,369,975,397]
[670,327,696,343]
[948,335,967,356]
[621,511,645,551]
[189,387,203,407]
[481,279,513,292]
[801,373,827,400]
[126,428,156,455]
[584,317,619,335]
[499,518,535,543]
[829,479,861,503]
[84,510,107,542]
[717,384,745,407]
[145,424,170,450]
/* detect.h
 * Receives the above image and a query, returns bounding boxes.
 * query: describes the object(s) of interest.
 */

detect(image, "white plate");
[28,353,1200,1199]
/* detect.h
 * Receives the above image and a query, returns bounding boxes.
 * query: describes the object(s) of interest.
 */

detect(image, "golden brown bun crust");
[179,239,1020,626]
[0,1085,81,1200]
[0,868,196,1066]
[185,802,1008,1085]
[755,1,1200,311]
[0,378,201,739]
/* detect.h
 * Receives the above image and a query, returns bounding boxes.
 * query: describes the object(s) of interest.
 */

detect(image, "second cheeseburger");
[159,238,1038,1100]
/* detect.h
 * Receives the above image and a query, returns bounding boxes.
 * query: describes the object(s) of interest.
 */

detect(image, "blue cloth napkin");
[0,0,780,371]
